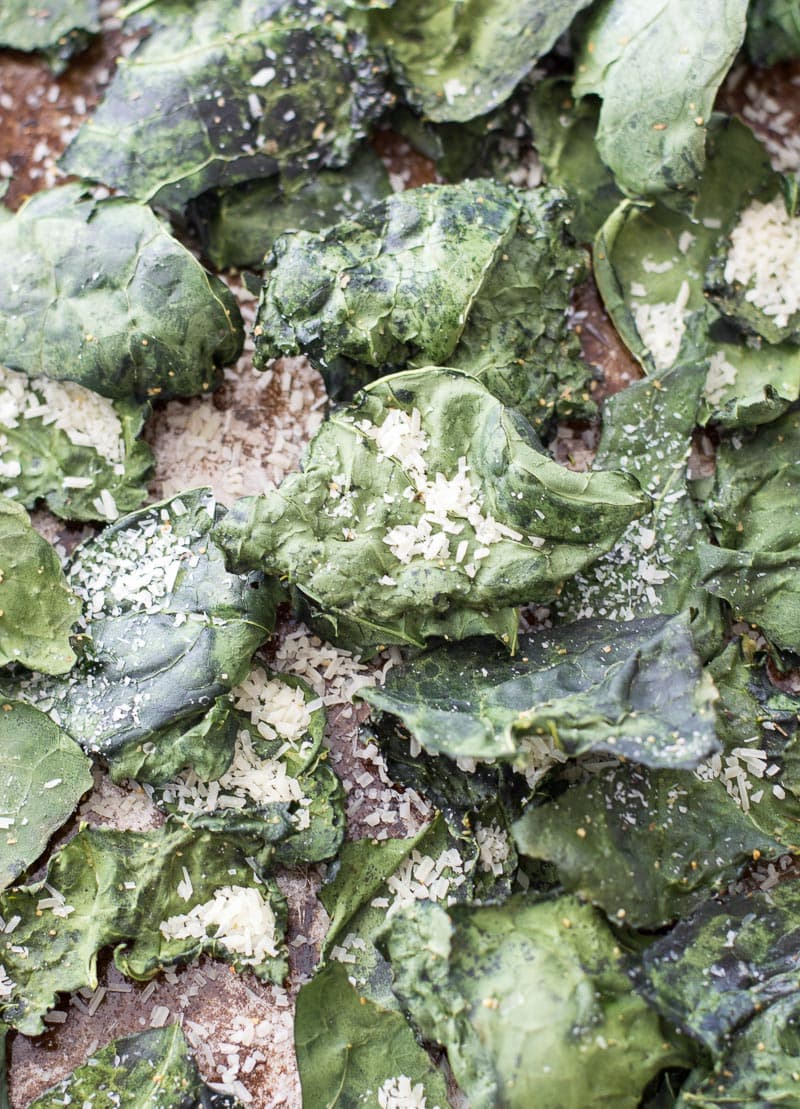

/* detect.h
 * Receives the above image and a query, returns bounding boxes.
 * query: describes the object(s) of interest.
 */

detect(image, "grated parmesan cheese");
[159,885,279,965]
[378,1075,437,1109]
[724,196,800,329]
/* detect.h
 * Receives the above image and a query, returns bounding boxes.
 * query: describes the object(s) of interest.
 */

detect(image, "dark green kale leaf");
[0,701,92,890]
[366,0,593,123]
[6,490,279,781]
[29,1024,240,1108]
[381,894,691,1109]
[0,371,152,522]
[61,0,389,208]
[151,670,345,865]
[214,368,647,652]
[254,180,593,428]
[0,822,286,1035]
[746,0,800,66]
[573,0,749,198]
[707,640,800,849]
[295,960,449,1109]
[189,146,391,272]
[0,0,100,73]
[526,79,624,244]
[555,363,723,659]
[0,496,79,675]
[701,409,800,653]
[676,995,800,1106]
[638,881,800,1057]
[592,116,800,427]
[512,754,782,928]
[0,185,243,402]
[364,615,718,771]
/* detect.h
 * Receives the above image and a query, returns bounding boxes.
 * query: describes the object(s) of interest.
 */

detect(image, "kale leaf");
[0,185,243,402]
[254,180,593,428]
[215,368,647,651]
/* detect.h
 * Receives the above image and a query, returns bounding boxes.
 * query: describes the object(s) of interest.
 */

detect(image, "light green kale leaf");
[0,185,243,402]
[381,895,691,1109]
[189,145,391,272]
[701,409,800,653]
[295,960,450,1109]
[513,754,782,929]
[0,497,79,675]
[0,700,92,890]
[0,0,100,72]
[573,0,749,198]
[592,116,800,427]
[555,363,723,659]
[214,368,647,652]
[6,490,279,780]
[526,78,624,244]
[151,670,345,865]
[29,1024,240,1108]
[367,0,593,123]
[316,816,482,1011]
[0,822,286,1035]
[746,0,800,66]
[0,368,152,522]
[254,180,593,429]
[364,615,718,770]
[61,0,389,208]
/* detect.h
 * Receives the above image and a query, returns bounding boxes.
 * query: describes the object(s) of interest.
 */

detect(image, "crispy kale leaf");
[0,369,152,522]
[0,823,286,1035]
[295,960,449,1109]
[638,881,800,1054]
[152,670,345,865]
[61,0,389,207]
[29,1024,240,1108]
[189,145,391,271]
[556,363,723,659]
[381,895,690,1109]
[513,754,782,929]
[707,640,800,849]
[6,490,278,780]
[364,615,718,770]
[746,0,800,66]
[701,410,800,652]
[0,497,79,675]
[254,180,593,428]
[215,368,647,651]
[0,185,243,402]
[366,0,592,123]
[0,701,92,890]
[573,0,749,198]
[526,79,624,244]
[592,116,800,427]
[0,0,100,72]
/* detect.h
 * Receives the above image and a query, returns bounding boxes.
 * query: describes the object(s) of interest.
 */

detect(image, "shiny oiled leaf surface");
[364,615,718,768]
